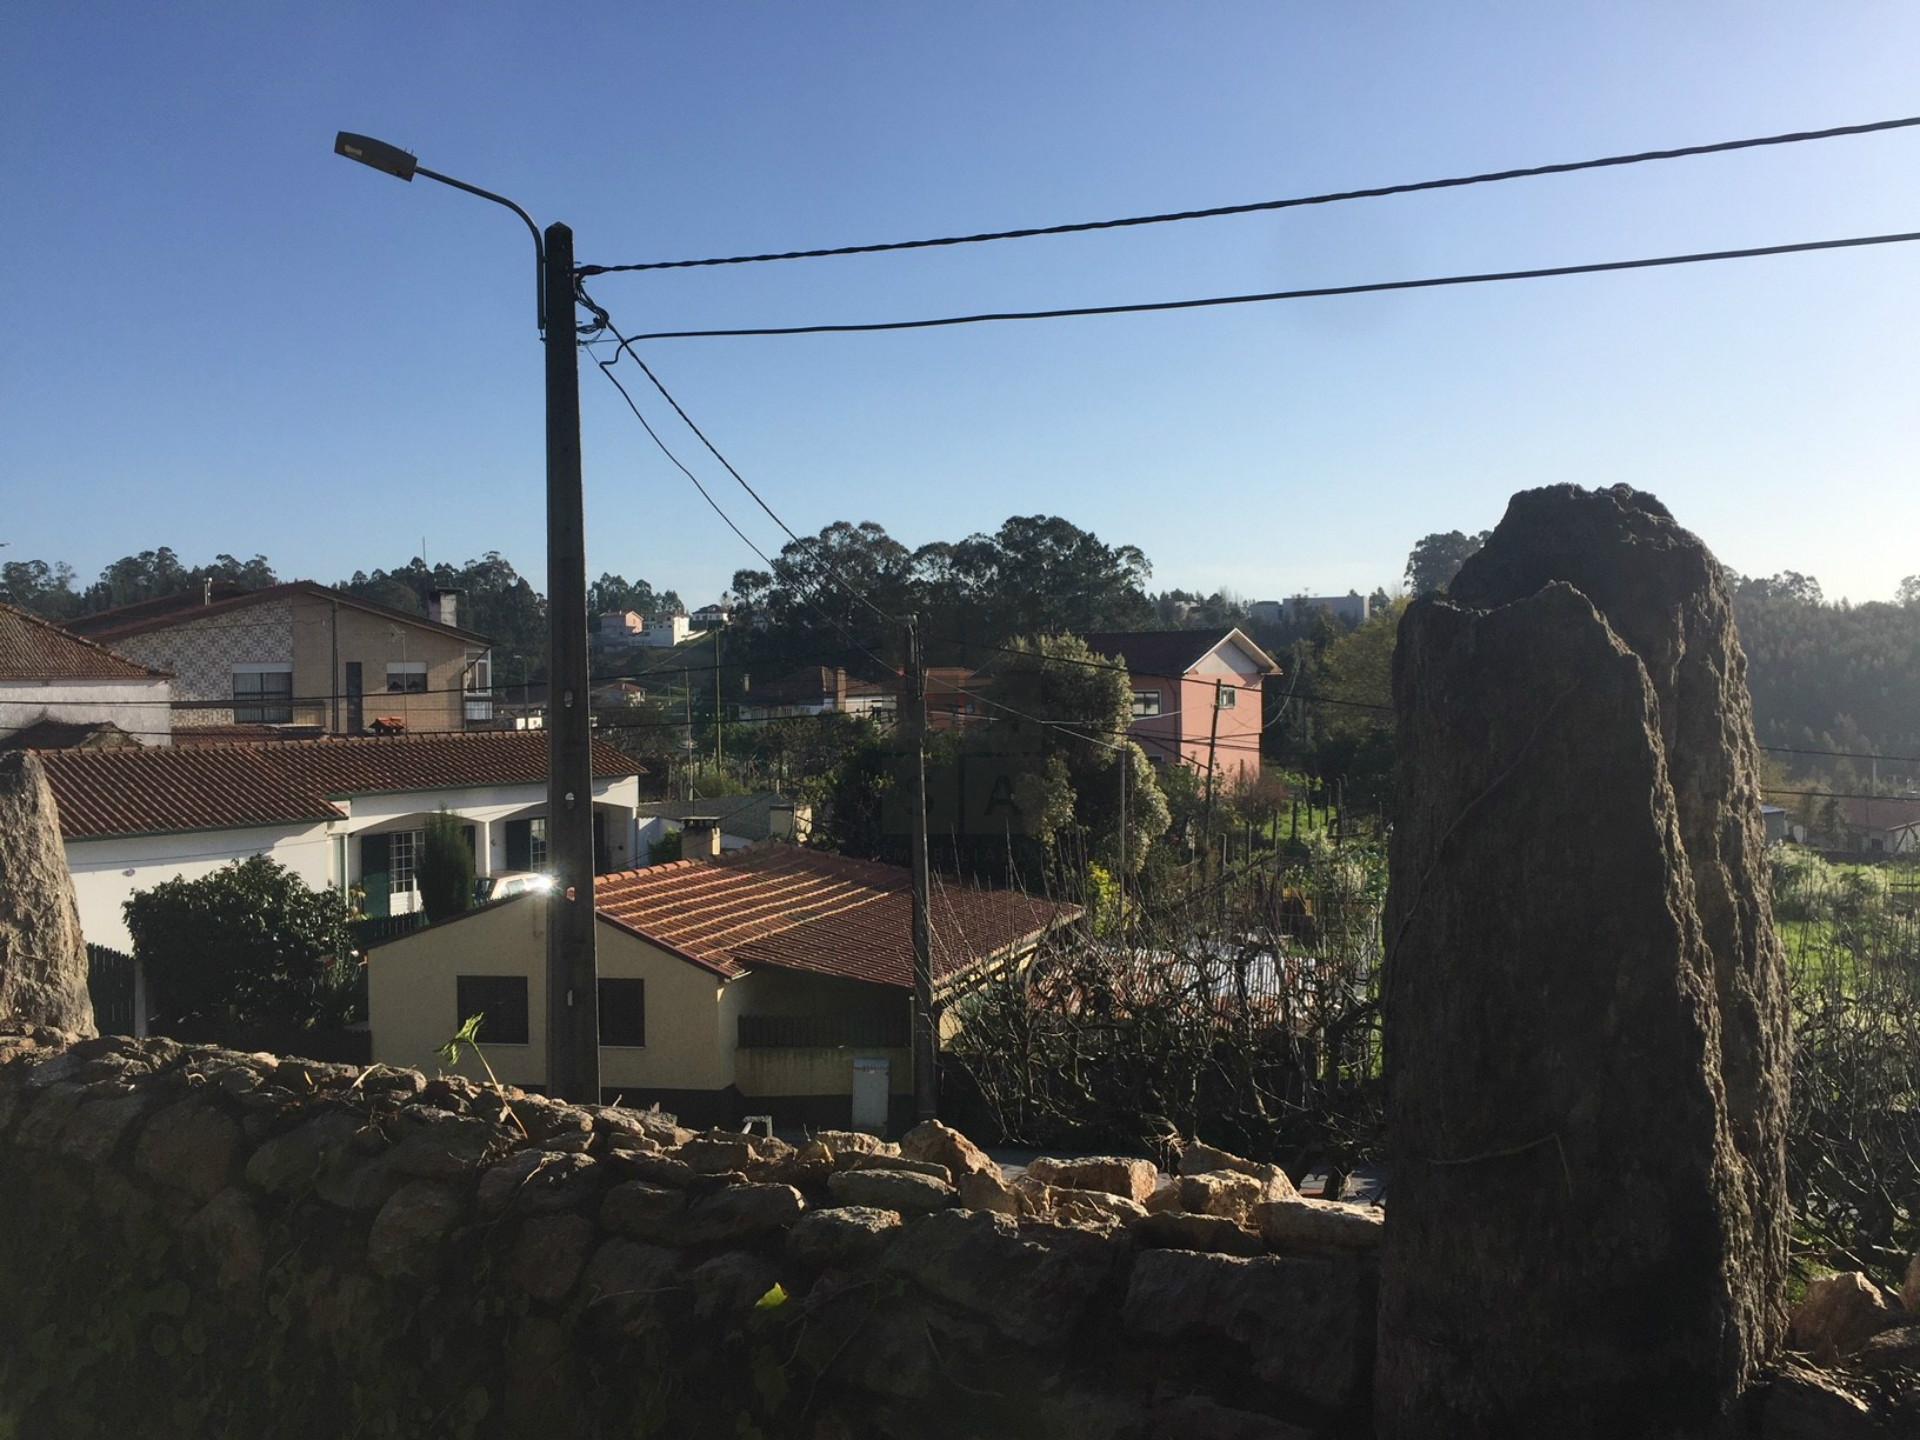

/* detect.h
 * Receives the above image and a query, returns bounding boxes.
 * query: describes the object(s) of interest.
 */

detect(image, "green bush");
[417,811,476,923]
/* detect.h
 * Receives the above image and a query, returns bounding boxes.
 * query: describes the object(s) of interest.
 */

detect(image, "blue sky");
[4,4,1917,605]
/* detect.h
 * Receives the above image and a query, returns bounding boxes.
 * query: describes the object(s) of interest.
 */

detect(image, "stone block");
[898,1119,998,1186]
[510,1213,595,1303]
[1131,1211,1265,1257]
[883,1208,1119,1349]
[1026,1155,1157,1203]
[828,1167,955,1215]
[1254,1197,1383,1255]
[1124,1249,1372,1416]
[184,1187,265,1293]
[476,1149,600,1217]
[580,1238,683,1335]
[367,1180,466,1282]
[244,1111,362,1197]
[1788,1272,1899,1365]
[789,1205,902,1270]
[134,1099,239,1201]
[387,1111,504,1178]
[601,1181,689,1240]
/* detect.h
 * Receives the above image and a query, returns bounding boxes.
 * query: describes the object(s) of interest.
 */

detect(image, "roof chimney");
[681,816,723,858]
[202,577,213,606]
[427,588,461,629]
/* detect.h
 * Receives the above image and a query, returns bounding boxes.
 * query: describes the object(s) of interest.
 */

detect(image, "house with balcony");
[1,601,174,749]
[366,840,1078,1127]
[64,581,493,738]
[37,730,653,953]
[1083,628,1280,787]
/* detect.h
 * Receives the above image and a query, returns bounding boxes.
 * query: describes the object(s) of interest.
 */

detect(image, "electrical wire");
[575,114,1920,274]
[616,229,1920,342]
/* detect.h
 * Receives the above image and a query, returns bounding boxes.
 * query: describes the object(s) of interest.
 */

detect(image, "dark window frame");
[598,977,646,1048]
[233,667,294,724]
[455,975,530,1046]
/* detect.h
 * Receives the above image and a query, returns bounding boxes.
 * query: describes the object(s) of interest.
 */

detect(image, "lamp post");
[334,132,599,1104]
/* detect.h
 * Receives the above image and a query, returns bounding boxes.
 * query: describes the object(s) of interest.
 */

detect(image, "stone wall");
[0,1022,1378,1440]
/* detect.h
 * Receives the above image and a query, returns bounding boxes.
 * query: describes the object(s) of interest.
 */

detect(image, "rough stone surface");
[1760,1363,1875,1440]
[1124,1248,1374,1417]
[1852,1322,1920,1373]
[827,1165,956,1214]
[955,1165,1021,1216]
[476,1148,599,1217]
[509,1213,595,1304]
[365,1180,465,1281]
[1131,1210,1266,1257]
[135,1097,239,1201]
[1788,1272,1899,1366]
[788,1205,902,1270]
[1178,1141,1298,1202]
[0,753,95,1036]
[883,1208,1119,1349]
[183,1187,265,1293]
[1255,1197,1383,1254]
[1378,485,1790,1438]
[1027,1154,1157,1203]
[898,1118,998,1186]
[1904,1251,1920,1315]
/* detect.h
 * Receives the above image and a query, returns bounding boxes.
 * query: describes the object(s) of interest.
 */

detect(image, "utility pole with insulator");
[543,222,599,1104]
[331,134,598,1103]
[905,618,937,1121]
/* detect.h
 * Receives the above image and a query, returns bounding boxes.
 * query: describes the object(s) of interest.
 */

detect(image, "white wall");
[65,822,330,951]
[0,677,173,746]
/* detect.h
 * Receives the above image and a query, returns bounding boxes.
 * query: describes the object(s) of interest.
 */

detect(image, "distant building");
[1250,594,1372,627]
[737,666,897,723]
[641,615,701,649]
[1,600,174,749]
[596,610,646,643]
[1082,628,1280,786]
[65,581,493,736]
[636,794,810,855]
[690,603,732,629]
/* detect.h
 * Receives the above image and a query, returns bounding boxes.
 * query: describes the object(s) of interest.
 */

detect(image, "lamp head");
[334,132,417,181]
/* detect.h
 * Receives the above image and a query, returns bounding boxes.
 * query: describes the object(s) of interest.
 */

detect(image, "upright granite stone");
[1376,485,1789,1438]
[0,752,94,1036]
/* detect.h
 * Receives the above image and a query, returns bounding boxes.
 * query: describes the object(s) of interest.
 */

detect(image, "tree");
[417,812,475,922]
[0,559,81,618]
[1404,530,1490,596]
[124,856,357,1036]
[1897,575,1920,608]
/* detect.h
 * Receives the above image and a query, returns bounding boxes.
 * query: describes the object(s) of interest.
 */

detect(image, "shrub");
[417,812,475,923]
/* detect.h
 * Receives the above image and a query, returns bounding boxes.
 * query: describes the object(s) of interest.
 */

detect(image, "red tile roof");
[593,846,1079,989]
[0,601,168,682]
[38,731,649,839]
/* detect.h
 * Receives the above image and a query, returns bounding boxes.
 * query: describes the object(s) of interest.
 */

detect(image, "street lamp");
[334,131,598,1103]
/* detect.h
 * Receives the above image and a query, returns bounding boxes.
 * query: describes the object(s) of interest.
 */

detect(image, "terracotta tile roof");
[592,846,1079,988]
[1837,793,1920,834]
[65,580,492,645]
[0,601,168,682]
[38,731,649,840]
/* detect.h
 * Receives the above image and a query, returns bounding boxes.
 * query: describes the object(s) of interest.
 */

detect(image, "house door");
[345,662,364,734]
[850,1057,890,1132]
[360,833,391,918]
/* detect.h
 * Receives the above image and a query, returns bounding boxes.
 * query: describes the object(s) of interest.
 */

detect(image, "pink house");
[1083,629,1280,787]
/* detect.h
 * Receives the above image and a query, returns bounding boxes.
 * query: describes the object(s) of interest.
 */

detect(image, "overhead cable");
[617,229,1920,342]
[576,114,1920,274]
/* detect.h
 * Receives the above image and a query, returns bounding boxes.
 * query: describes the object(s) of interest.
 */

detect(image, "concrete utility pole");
[713,626,723,771]
[542,222,599,1105]
[904,619,938,1121]
[332,133,599,1102]
[1202,677,1224,870]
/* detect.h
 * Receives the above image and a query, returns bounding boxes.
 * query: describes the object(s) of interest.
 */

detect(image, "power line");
[617,229,1920,342]
[576,113,1920,275]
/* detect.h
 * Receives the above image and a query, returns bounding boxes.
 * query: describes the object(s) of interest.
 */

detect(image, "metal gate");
[86,944,137,1035]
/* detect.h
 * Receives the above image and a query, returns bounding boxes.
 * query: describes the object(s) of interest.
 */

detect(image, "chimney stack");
[681,817,723,858]
[427,588,461,629]
[769,801,795,841]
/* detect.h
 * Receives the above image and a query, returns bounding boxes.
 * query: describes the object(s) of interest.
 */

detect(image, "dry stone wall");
[0,1022,1381,1440]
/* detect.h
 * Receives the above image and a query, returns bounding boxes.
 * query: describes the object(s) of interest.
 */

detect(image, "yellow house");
[367,840,1078,1132]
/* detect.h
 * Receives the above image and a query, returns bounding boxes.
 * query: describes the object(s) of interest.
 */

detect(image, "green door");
[361,833,391,918]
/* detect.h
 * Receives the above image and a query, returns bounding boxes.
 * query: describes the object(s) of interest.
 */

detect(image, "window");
[529,816,549,869]
[455,976,529,1045]
[1216,687,1237,709]
[389,829,422,894]
[1131,690,1162,719]
[232,665,293,724]
[463,648,493,722]
[386,661,428,694]
[598,978,646,1047]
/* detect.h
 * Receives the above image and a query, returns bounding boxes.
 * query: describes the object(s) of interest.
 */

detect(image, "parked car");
[474,870,553,902]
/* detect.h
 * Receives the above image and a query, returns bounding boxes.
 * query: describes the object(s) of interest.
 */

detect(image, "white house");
[1,601,174,748]
[641,614,704,649]
[38,730,652,952]
[634,795,811,860]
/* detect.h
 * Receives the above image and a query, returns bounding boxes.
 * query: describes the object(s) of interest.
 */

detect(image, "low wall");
[0,1021,1376,1439]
